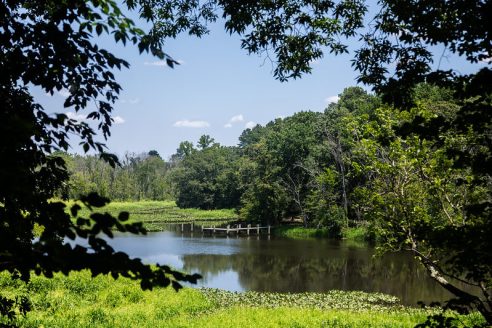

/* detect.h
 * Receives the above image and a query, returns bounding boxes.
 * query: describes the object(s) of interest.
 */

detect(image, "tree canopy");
[0,0,200,305]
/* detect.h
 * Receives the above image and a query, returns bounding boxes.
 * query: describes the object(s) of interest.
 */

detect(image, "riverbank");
[1,271,482,327]
[69,200,371,241]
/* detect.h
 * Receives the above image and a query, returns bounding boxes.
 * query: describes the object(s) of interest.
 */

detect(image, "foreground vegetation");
[1,271,484,328]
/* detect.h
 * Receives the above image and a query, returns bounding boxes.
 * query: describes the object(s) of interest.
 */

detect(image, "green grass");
[66,200,238,231]
[274,226,370,241]
[342,226,369,241]
[274,226,333,239]
[1,271,484,328]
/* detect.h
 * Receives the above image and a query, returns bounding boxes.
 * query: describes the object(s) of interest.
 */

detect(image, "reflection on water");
[104,231,455,306]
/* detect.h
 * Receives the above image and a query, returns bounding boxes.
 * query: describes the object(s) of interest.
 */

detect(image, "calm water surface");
[104,230,454,306]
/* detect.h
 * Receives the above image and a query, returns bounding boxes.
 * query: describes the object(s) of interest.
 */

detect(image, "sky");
[31,10,488,160]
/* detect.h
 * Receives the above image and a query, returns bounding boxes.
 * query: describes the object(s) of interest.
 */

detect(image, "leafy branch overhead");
[0,0,201,305]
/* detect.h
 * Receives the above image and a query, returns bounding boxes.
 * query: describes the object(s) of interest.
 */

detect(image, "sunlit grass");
[274,226,371,242]
[274,226,332,239]
[0,271,484,328]
[342,226,368,241]
[65,200,237,231]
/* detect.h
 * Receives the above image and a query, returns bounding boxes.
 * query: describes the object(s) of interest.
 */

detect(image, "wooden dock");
[179,223,272,235]
[203,224,271,235]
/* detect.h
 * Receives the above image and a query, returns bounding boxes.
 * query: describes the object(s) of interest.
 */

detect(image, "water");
[100,229,460,306]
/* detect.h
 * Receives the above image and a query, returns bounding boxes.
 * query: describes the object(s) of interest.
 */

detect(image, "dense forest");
[62,85,485,241]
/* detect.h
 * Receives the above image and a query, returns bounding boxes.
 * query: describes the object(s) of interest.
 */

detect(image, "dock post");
[191,222,194,232]
[247,224,251,235]
[201,225,204,233]
[256,224,259,234]
[238,224,241,235]
[181,223,184,233]
[268,225,271,235]
[213,226,216,233]
[226,225,230,235]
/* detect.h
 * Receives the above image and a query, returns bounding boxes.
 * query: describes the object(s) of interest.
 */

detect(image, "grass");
[274,226,370,242]
[342,226,367,241]
[274,226,333,239]
[1,271,484,327]
[66,200,238,231]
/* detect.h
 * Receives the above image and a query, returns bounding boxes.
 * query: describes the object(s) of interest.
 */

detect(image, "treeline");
[59,151,173,201]
[61,86,485,238]
[169,87,382,234]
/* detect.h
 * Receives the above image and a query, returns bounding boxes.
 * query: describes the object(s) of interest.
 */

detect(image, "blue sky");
[32,14,488,160]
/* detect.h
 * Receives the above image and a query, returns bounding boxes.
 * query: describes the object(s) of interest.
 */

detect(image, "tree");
[352,93,491,322]
[313,88,380,228]
[197,135,217,150]
[148,150,161,158]
[171,141,196,163]
[238,113,330,226]
[171,139,241,210]
[1,1,200,322]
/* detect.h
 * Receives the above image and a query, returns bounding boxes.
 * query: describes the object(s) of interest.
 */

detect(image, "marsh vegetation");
[1,271,485,327]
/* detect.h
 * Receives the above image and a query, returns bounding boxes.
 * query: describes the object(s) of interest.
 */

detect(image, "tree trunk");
[418,255,492,324]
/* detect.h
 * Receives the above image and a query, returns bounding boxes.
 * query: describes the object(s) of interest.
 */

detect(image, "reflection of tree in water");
[181,248,467,305]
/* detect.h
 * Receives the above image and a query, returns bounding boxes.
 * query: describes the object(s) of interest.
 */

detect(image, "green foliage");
[3,271,483,328]
[201,288,404,311]
[1,3,199,323]
[237,89,380,229]
[63,152,173,201]
[350,91,491,322]
[171,139,242,210]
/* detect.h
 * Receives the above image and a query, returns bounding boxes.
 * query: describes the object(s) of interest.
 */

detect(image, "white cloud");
[325,95,340,104]
[144,60,168,67]
[58,88,70,98]
[245,121,256,129]
[112,116,125,124]
[224,114,244,127]
[173,120,210,128]
[65,111,87,122]
[230,114,244,123]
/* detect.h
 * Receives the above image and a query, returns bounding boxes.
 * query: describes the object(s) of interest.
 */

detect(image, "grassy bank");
[1,271,482,327]
[68,200,237,231]
[274,226,369,241]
